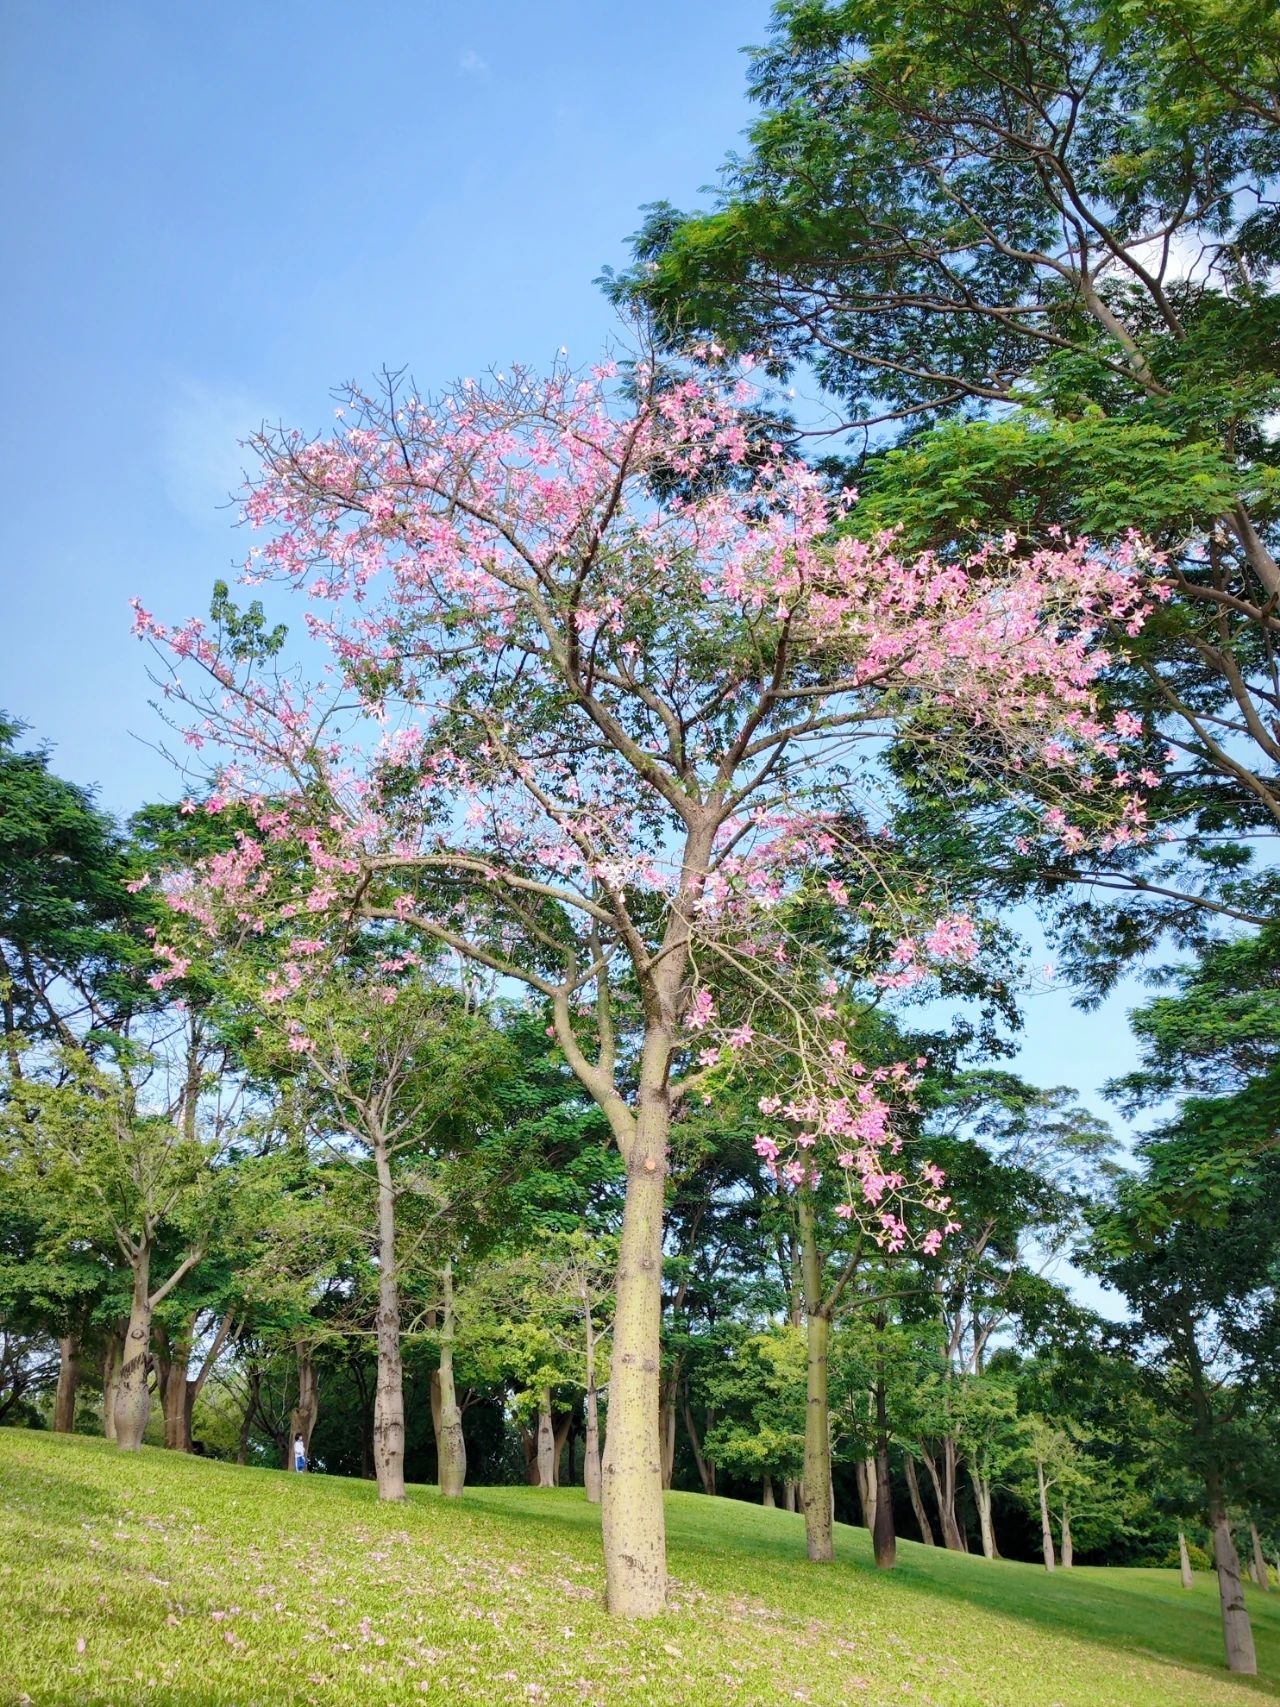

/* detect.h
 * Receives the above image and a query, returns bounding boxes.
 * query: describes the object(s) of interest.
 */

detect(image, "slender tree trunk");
[1210,1494,1257,1673]
[920,1444,964,1550]
[371,1137,405,1500]
[1250,1522,1270,1592]
[53,1334,81,1434]
[680,1390,715,1496]
[535,1388,556,1488]
[854,1457,876,1532]
[583,1303,601,1505]
[970,1465,997,1560]
[797,1197,833,1563]
[436,1261,466,1497]
[762,1473,775,1508]
[161,1318,194,1450]
[904,1457,935,1545]
[289,1340,320,1466]
[657,1370,678,1490]
[236,1367,259,1466]
[944,1436,967,1551]
[600,1092,668,1617]
[1178,1527,1194,1589]
[1036,1461,1056,1573]
[1061,1504,1073,1569]
[873,1442,896,1570]
[115,1251,153,1452]
[102,1327,123,1442]
[553,1410,573,1486]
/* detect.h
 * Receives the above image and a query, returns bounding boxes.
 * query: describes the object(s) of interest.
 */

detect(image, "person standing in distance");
[294,1433,307,1473]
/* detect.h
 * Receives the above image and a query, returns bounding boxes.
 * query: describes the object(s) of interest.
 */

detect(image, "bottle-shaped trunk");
[1250,1522,1270,1592]
[600,1110,668,1617]
[797,1199,833,1563]
[1210,1497,1257,1673]
[372,1139,405,1501]
[437,1262,466,1498]
[115,1253,153,1452]
[583,1305,601,1504]
[53,1334,81,1434]
[1036,1460,1056,1572]
[1178,1527,1194,1589]
[872,1440,896,1570]
[904,1456,935,1546]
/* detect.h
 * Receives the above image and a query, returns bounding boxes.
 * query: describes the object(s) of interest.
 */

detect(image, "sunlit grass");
[2,1430,1277,1705]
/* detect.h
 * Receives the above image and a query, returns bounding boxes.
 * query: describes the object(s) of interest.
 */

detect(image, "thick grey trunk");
[372,1140,405,1501]
[1178,1527,1194,1589]
[600,1105,668,1617]
[115,1254,153,1452]
[1036,1461,1056,1573]
[1211,1501,1257,1674]
[783,1478,798,1513]
[161,1319,194,1451]
[904,1456,935,1545]
[536,1388,556,1488]
[53,1334,81,1434]
[762,1473,775,1508]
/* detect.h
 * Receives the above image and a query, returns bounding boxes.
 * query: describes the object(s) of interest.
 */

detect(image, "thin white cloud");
[159,379,270,527]
[458,48,489,77]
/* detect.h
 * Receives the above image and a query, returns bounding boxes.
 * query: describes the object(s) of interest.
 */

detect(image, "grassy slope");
[2,1432,1277,1707]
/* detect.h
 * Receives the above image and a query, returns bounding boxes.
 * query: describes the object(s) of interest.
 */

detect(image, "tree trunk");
[762,1473,775,1508]
[161,1318,194,1450]
[553,1409,574,1486]
[854,1457,876,1532]
[1178,1527,1194,1589]
[583,1303,601,1505]
[1036,1460,1056,1573]
[970,1465,997,1560]
[600,1107,667,1617]
[535,1388,556,1488]
[1250,1522,1270,1592]
[53,1334,81,1434]
[920,1444,964,1551]
[657,1371,678,1491]
[904,1456,935,1545]
[678,1390,712,1496]
[289,1340,319,1466]
[1210,1495,1257,1673]
[436,1261,466,1497]
[798,1198,833,1563]
[115,1252,153,1452]
[371,1137,405,1500]
[783,1478,797,1512]
[1061,1504,1073,1570]
[236,1367,260,1466]
[873,1441,896,1570]
[102,1328,123,1442]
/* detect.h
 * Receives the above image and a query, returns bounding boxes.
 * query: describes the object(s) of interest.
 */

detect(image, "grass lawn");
[2,1430,1277,1706]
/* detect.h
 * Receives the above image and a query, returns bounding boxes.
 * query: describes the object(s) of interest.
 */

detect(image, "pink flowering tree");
[134,353,1156,1615]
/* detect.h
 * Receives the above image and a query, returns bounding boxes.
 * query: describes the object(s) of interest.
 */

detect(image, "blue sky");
[0,0,1151,1237]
